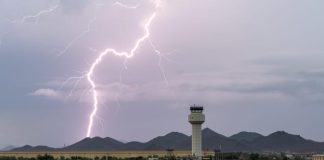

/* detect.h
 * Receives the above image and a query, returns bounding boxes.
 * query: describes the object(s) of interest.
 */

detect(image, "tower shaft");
[192,124,202,157]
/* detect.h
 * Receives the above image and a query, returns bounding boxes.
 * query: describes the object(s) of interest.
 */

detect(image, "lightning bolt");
[9,4,59,24]
[86,1,161,137]
[0,2,59,50]
[1,0,170,138]
[113,1,139,9]
[148,40,169,85]
[58,1,139,56]
[58,3,103,57]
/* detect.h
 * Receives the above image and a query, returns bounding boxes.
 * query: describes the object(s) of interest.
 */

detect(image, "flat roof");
[190,106,203,111]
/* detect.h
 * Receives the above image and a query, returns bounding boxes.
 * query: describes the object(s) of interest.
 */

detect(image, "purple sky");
[1,0,324,148]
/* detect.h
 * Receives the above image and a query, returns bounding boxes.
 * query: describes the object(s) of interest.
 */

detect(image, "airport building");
[313,155,324,160]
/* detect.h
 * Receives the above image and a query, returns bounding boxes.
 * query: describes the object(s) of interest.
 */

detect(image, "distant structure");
[312,155,324,160]
[188,105,205,159]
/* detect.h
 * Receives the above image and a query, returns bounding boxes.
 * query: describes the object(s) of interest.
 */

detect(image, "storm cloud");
[1,0,324,148]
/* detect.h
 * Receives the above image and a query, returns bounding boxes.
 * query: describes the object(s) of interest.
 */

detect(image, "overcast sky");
[1,0,324,148]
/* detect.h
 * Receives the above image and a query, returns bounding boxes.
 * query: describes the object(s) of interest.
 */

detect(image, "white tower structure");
[188,105,205,159]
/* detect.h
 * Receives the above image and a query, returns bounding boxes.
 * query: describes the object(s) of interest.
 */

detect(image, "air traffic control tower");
[188,105,205,159]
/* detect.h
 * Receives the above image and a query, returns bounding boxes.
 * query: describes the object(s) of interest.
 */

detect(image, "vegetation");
[0,153,312,160]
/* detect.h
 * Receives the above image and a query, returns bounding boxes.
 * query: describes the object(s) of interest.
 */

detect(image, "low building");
[0,150,214,159]
[313,155,324,160]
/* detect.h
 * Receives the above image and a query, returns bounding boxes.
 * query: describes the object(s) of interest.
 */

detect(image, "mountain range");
[11,128,324,153]
[1,145,17,151]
